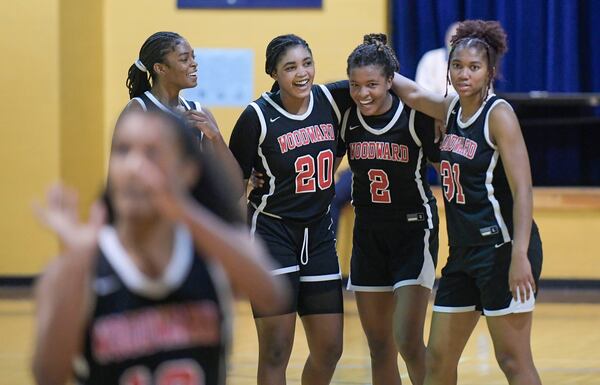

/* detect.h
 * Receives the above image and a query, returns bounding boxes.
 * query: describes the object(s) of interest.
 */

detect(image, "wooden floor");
[2,295,599,385]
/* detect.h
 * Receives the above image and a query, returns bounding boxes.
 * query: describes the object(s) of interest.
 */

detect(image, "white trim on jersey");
[272,265,300,276]
[409,110,435,229]
[483,99,513,150]
[485,151,512,243]
[445,95,460,127]
[356,98,404,135]
[144,91,175,114]
[98,224,194,300]
[393,228,436,290]
[262,90,314,120]
[456,93,495,129]
[130,97,147,111]
[318,84,341,123]
[433,305,478,313]
[340,108,351,142]
[299,271,342,282]
[248,102,277,240]
[249,202,282,219]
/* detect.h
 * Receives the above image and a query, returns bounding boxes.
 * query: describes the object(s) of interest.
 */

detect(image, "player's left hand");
[508,252,536,303]
[434,119,446,143]
[183,109,221,141]
[33,183,106,254]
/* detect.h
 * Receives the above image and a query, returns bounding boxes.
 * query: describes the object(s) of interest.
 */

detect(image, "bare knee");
[395,330,423,362]
[260,337,293,368]
[310,339,343,368]
[425,344,450,374]
[495,351,524,379]
[367,335,397,362]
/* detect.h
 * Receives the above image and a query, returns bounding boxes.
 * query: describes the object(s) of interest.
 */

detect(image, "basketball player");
[391,20,543,385]
[32,110,286,385]
[229,34,354,385]
[125,31,243,197]
[339,34,439,385]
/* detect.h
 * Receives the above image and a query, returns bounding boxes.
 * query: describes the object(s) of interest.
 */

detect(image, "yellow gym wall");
[0,0,61,275]
[2,0,599,280]
[102,0,389,157]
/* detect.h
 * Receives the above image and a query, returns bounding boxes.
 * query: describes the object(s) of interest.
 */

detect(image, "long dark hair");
[126,32,185,99]
[105,110,244,225]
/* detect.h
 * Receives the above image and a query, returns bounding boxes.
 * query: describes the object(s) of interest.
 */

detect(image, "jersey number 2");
[368,169,391,203]
[295,150,334,193]
[440,160,465,204]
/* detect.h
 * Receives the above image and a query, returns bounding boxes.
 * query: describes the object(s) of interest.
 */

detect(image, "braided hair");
[265,34,312,92]
[126,32,185,99]
[446,20,508,100]
[346,33,399,79]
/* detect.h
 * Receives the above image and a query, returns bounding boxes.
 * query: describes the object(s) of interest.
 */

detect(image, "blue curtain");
[391,0,600,92]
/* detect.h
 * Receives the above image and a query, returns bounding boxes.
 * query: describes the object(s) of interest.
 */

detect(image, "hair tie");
[134,59,147,73]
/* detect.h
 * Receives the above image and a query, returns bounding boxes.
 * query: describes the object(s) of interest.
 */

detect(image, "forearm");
[33,253,93,385]
[178,198,286,311]
[511,185,533,256]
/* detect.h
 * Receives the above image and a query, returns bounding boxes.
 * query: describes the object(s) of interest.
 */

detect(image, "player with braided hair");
[340,33,439,385]
[391,20,543,385]
[124,31,244,201]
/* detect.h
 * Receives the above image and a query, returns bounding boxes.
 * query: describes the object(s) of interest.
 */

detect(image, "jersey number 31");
[295,150,334,193]
[440,160,465,204]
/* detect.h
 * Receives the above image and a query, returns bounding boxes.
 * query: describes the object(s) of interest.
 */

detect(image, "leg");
[486,313,541,385]
[300,313,344,385]
[355,291,401,385]
[424,311,480,385]
[255,313,297,385]
[393,285,431,385]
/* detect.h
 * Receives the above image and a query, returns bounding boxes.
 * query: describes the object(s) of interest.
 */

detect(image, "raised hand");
[183,109,221,140]
[33,183,106,253]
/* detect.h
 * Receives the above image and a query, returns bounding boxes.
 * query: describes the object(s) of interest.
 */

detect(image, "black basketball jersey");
[440,94,515,246]
[132,91,204,143]
[229,84,343,226]
[339,94,439,228]
[74,225,232,385]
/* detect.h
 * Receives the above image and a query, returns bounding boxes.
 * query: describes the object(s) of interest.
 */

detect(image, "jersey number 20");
[121,360,205,385]
[440,160,465,204]
[295,150,334,193]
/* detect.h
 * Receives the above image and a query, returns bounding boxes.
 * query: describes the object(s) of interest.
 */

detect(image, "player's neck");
[279,90,310,115]
[151,83,181,108]
[459,94,484,122]
[116,219,176,279]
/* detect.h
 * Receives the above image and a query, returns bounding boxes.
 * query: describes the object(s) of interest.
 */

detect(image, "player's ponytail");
[347,33,399,79]
[126,31,185,99]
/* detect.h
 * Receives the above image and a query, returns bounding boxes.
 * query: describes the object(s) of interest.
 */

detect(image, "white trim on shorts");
[433,305,478,313]
[484,290,536,317]
[299,272,342,282]
[271,265,300,276]
[346,281,394,292]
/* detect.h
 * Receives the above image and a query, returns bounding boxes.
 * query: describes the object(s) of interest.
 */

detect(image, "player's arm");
[391,73,452,121]
[32,185,102,385]
[136,158,289,315]
[32,253,94,385]
[489,103,535,302]
[186,107,245,198]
